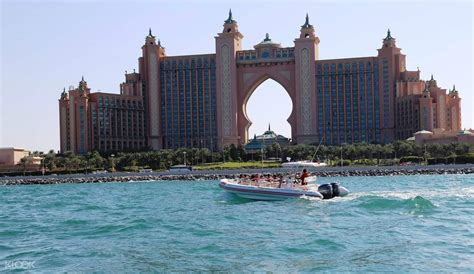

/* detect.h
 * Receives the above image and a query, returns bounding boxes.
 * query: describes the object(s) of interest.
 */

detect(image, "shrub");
[352,159,377,166]
[399,156,422,163]
[332,159,351,166]
[455,154,474,164]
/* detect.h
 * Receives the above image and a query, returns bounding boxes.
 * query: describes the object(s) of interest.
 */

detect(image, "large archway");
[245,79,293,143]
[236,64,297,145]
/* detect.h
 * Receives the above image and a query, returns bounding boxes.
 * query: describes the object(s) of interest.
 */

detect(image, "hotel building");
[59,11,462,153]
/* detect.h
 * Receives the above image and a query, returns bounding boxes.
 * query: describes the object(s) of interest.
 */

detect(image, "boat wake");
[346,185,474,202]
[298,195,324,202]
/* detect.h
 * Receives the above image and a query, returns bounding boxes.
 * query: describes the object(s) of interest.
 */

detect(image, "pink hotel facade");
[59,12,462,154]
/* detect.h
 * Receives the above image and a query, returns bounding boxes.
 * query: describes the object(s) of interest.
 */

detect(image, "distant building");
[0,148,41,172]
[414,129,474,146]
[244,125,290,152]
[59,11,462,153]
[0,147,30,166]
[59,77,146,154]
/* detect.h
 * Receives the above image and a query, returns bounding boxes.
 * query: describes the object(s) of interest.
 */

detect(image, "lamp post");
[110,154,115,172]
[223,147,226,163]
[210,139,214,162]
[340,144,343,167]
[41,157,45,176]
[200,139,204,164]
[340,143,347,167]
[183,151,187,166]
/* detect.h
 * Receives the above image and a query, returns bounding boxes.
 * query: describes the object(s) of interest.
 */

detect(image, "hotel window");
[345,63,350,73]
[352,62,357,72]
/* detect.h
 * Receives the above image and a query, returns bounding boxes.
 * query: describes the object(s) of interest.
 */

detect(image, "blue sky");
[1,0,472,152]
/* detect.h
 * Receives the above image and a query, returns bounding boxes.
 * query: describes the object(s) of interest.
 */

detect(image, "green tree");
[449,151,457,165]
[89,151,105,170]
[43,151,56,171]
[229,144,239,161]
[384,144,394,159]
[454,143,470,155]
[18,156,31,176]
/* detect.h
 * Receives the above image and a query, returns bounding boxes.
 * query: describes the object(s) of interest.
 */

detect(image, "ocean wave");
[356,195,436,215]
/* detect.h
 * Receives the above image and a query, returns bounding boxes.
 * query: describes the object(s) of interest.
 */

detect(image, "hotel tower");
[59,11,461,154]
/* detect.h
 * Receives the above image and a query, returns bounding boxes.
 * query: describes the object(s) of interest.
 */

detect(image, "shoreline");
[1,164,473,186]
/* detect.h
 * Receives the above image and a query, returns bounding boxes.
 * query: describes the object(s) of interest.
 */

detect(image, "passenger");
[254,174,260,182]
[300,169,309,185]
[278,175,284,188]
[293,173,300,186]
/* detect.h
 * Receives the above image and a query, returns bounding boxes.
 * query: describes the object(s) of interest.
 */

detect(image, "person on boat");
[300,169,309,185]
[294,173,300,185]
[252,174,260,184]
[278,175,284,188]
[272,174,278,182]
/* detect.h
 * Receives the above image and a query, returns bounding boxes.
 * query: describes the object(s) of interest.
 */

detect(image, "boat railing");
[237,178,301,189]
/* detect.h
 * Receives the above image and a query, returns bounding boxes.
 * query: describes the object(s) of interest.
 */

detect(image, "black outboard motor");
[331,182,340,197]
[318,182,350,199]
[318,183,333,199]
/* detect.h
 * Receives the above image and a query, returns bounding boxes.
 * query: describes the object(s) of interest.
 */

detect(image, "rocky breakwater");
[0,174,227,186]
[1,165,473,186]
[311,166,474,177]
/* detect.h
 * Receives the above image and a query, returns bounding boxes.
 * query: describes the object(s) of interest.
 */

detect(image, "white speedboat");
[281,161,327,168]
[219,178,349,201]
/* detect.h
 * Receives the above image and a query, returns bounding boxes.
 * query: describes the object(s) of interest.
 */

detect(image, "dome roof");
[254,33,281,49]
[414,130,433,135]
[457,130,473,136]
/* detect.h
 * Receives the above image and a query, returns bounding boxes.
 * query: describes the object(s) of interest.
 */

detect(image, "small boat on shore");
[219,178,349,201]
[281,160,327,168]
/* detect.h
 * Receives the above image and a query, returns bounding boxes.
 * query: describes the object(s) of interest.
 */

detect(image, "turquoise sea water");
[1,174,473,272]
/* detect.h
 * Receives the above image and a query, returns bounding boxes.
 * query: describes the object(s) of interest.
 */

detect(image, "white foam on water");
[343,185,474,203]
[299,195,323,202]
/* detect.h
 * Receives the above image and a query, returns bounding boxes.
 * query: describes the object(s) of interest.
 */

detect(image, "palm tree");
[18,156,31,176]
[449,151,457,165]
[423,150,431,165]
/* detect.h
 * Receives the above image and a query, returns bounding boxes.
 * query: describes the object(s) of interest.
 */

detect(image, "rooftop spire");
[60,87,68,99]
[268,123,271,131]
[449,84,458,96]
[157,39,164,49]
[451,84,458,93]
[224,8,236,24]
[147,28,156,38]
[430,74,434,81]
[79,76,87,89]
[264,33,271,42]
[301,13,313,28]
[386,29,392,39]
